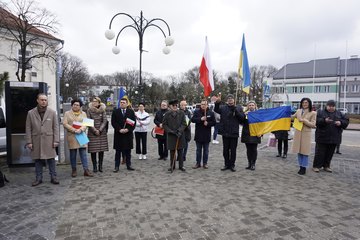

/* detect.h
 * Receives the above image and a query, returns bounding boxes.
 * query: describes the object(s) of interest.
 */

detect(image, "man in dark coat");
[179,100,192,162]
[111,98,136,172]
[163,99,187,172]
[191,100,215,169]
[313,100,349,173]
[154,100,169,160]
[214,94,244,172]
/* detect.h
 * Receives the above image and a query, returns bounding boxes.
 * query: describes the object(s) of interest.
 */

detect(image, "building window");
[324,85,330,93]
[314,86,321,93]
[292,86,298,93]
[299,86,305,93]
[18,49,32,69]
[351,85,358,92]
[341,85,349,93]
[31,72,37,77]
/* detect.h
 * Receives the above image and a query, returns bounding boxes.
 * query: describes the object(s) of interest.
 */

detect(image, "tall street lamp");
[105,11,174,87]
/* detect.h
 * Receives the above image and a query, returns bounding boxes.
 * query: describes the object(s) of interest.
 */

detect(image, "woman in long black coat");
[241,101,261,171]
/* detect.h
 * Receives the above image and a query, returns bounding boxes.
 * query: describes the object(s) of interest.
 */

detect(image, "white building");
[0,7,63,110]
[266,57,360,114]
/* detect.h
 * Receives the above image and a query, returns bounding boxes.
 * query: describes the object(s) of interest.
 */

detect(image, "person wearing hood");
[87,97,109,173]
[312,100,349,173]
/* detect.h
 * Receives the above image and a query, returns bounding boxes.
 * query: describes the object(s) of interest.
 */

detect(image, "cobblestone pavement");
[1,125,360,240]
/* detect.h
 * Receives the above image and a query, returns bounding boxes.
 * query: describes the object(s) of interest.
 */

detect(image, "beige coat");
[291,109,316,155]
[63,110,87,149]
[25,107,59,160]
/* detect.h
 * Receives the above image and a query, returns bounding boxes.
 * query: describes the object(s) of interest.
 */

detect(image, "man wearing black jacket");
[313,100,349,173]
[214,94,245,172]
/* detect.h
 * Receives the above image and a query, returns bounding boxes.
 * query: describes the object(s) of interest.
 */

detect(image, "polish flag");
[125,118,135,126]
[199,36,214,97]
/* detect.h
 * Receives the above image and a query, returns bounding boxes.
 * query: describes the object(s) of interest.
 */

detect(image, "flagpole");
[344,40,348,110]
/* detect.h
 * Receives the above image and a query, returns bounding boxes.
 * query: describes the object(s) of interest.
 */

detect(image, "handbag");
[267,133,277,147]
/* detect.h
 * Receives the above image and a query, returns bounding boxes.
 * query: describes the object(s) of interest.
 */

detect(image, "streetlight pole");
[105,11,174,87]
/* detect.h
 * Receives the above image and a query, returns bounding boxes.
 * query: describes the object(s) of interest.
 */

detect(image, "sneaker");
[142,155,147,160]
[312,167,320,173]
[138,154,143,160]
[212,140,219,144]
[203,164,208,169]
[192,164,201,169]
[324,167,333,173]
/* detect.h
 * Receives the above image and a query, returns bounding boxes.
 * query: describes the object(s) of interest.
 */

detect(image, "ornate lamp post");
[105,11,174,86]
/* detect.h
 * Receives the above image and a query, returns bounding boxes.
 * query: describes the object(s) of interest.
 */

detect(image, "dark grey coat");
[162,110,187,150]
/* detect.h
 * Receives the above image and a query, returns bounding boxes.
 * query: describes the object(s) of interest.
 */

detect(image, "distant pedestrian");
[154,101,169,160]
[63,99,93,177]
[214,94,244,172]
[25,94,60,186]
[179,100,192,162]
[312,100,349,173]
[111,97,136,172]
[291,97,316,175]
[162,99,187,172]
[241,101,261,171]
[191,100,215,169]
[87,97,109,173]
[135,102,150,160]
[272,130,288,158]
[211,95,220,144]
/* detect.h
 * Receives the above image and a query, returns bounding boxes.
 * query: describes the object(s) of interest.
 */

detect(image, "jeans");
[213,123,219,140]
[70,148,89,170]
[196,141,209,165]
[35,158,56,181]
[115,149,131,168]
[135,132,147,154]
[297,153,309,168]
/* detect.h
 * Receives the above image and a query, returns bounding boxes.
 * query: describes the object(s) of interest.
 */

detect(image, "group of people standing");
[25,93,349,186]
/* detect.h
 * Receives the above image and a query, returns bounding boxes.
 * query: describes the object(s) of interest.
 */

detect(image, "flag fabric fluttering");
[247,106,291,136]
[117,87,131,108]
[199,36,214,97]
[238,34,251,94]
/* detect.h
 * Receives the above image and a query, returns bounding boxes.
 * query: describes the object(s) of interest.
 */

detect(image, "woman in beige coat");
[291,97,316,175]
[63,99,93,177]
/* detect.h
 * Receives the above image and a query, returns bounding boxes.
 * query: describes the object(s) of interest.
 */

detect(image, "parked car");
[0,106,6,152]
[337,108,348,115]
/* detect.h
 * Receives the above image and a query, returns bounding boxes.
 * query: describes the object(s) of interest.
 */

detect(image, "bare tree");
[0,0,63,81]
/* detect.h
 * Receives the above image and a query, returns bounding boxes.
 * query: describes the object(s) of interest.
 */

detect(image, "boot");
[98,159,103,172]
[245,161,251,170]
[84,169,94,177]
[298,167,306,175]
[250,162,256,171]
[71,168,77,178]
[92,159,98,173]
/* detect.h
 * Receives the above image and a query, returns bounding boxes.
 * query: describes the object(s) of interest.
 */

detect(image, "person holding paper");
[25,94,60,186]
[111,97,136,172]
[87,97,109,173]
[312,100,349,173]
[291,98,316,175]
[63,99,93,177]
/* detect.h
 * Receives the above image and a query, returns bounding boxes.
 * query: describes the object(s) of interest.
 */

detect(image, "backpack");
[0,170,9,187]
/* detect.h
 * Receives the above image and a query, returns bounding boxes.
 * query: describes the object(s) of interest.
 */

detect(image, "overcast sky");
[8,0,360,78]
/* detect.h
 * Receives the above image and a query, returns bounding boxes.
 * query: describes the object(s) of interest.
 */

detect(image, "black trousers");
[157,138,168,158]
[245,143,258,164]
[277,139,288,155]
[135,132,147,154]
[222,136,238,168]
[313,143,336,168]
[170,149,183,169]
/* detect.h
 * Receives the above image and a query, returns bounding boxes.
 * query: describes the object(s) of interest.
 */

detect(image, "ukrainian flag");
[238,34,251,94]
[117,87,131,108]
[248,106,291,136]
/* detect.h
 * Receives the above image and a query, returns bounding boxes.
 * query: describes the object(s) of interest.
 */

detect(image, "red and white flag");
[199,36,214,97]
[125,118,135,126]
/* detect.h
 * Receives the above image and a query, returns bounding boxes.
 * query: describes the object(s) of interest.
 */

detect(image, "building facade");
[267,57,360,114]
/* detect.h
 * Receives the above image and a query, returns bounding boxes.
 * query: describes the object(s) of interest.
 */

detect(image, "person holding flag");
[111,97,136,172]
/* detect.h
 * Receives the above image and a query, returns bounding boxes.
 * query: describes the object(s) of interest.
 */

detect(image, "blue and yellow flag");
[248,106,291,136]
[238,34,251,94]
[117,87,131,108]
